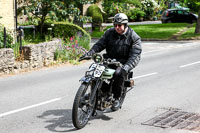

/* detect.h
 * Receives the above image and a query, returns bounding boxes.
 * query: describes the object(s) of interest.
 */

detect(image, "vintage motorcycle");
[72,54,134,129]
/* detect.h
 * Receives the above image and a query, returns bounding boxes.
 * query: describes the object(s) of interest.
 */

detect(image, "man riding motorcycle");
[81,13,142,110]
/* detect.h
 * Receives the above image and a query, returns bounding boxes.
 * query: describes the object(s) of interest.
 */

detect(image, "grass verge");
[90,23,200,40]
[179,26,200,40]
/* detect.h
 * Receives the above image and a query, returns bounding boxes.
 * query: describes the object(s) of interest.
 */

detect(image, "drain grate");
[142,109,200,132]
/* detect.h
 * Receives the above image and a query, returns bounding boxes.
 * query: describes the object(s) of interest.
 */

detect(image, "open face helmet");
[113,13,128,25]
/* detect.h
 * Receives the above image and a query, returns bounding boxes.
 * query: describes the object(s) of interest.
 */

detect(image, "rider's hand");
[85,50,95,57]
[79,50,95,61]
[116,66,127,76]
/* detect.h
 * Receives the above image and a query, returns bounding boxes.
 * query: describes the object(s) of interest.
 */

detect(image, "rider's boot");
[111,99,120,111]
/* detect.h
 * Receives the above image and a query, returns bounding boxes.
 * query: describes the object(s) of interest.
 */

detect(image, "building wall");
[0,0,15,31]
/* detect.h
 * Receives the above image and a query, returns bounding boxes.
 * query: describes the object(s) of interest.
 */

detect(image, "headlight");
[93,54,103,63]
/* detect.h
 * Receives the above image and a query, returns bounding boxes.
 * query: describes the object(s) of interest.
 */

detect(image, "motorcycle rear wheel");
[72,83,96,129]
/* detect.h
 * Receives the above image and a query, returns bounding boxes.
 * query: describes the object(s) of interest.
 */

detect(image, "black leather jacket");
[91,26,142,70]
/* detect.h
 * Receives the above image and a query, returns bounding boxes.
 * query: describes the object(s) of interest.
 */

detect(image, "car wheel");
[191,19,196,24]
[167,20,172,23]
[161,20,165,23]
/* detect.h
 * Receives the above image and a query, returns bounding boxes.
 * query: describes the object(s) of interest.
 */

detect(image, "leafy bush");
[87,4,103,30]
[44,22,91,50]
[102,0,142,21]
[48,22,91,64]
[54,35,88,64]
[127,8,145,21]
[0,24,13,48]
[141,0,155,20]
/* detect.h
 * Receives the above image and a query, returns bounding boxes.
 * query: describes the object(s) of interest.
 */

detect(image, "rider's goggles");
[114,24,123,27]
[113,16,123,23]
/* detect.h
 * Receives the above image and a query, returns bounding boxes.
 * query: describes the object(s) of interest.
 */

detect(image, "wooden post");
[4,27,6,48]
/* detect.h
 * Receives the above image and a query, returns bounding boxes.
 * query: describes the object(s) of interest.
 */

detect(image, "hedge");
[45,22,91,50]
[87,4,103,24]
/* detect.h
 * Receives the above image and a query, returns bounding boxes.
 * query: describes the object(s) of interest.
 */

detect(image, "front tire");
[72,83,96,129]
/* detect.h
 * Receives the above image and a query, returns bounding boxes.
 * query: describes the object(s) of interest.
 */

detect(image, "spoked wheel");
[72,83,96,129]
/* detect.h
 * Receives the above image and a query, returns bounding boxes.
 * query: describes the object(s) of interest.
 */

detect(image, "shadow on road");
[38,109,75,132]
[38,109,112,132]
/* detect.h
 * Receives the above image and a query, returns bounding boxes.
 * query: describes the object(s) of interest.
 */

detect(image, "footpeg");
[124,79,134,87]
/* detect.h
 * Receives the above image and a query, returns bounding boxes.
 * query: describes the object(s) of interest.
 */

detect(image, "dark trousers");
[112,67,127,99]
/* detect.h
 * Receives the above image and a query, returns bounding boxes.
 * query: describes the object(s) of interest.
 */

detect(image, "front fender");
[79,76,93,83]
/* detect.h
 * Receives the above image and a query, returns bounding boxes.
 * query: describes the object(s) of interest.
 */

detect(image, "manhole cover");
[142,109,200,132]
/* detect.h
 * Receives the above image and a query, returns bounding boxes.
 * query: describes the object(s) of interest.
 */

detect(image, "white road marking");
[143,50,164,54]
[133,72,159,79]
[179,61,200,68]
[0,73,159,118]
[143,43,200,54]
[0,98,62,118]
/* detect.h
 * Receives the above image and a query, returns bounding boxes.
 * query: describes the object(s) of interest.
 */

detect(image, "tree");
[62,0,94,26]
[103,0,142,21]
[196,9,200,34]
[21,0,94,34]
[23,0,68,34]
[184,0,200,33]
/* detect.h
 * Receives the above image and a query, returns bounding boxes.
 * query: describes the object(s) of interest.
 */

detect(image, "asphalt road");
[0,40,200,133]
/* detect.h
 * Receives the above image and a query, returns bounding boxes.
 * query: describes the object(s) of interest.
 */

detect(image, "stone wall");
[0,48,15,75]
[0,39,62,75]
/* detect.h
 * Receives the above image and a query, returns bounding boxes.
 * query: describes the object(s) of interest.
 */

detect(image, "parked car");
[161,9,198,23]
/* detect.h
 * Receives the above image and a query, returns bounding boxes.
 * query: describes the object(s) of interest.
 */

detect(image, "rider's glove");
[116,66,127,77]
[122,64,131,73]
[84,50,95,57]
[79,50,95,61]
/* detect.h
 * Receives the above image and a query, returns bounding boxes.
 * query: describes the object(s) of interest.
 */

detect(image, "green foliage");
[24,32,46,44]
[102,0,141,21]
[102,0,156,22]
[184,0,200,13]
[23,0,65,21]
[21,0,95,34]
[123,0,142,7]
[22,0,67,34]
[0,24,13,48]
[44,22,90,50]
[54,35,88,64]
[87,4,103,23]
[141,0,155,20]
[127,8,145,21]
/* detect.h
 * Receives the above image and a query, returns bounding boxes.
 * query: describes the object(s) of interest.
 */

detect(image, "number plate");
[94,65,105,77]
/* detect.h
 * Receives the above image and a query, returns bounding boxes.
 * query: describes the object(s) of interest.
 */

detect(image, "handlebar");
[78,55,92,62]
[104,58,123,67]
[79,54,123,67]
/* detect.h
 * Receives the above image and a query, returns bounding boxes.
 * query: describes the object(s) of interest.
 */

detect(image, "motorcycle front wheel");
[72,83,96,129]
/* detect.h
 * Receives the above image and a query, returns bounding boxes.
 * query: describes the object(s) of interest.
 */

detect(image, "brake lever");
[79,56,92,62]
